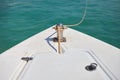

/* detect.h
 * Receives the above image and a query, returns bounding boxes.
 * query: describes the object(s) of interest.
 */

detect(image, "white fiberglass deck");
[0,26,120,80]
[18,50,110,80]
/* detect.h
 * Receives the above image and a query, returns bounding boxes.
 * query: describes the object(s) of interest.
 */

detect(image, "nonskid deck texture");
[0,26,120,80]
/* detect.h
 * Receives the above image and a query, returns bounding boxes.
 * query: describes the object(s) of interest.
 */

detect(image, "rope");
[28,0,88,28]
[64,0,88,27]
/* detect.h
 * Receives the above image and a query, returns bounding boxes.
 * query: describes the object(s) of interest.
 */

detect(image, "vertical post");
[58,26,61,54]
[53,24,67,54]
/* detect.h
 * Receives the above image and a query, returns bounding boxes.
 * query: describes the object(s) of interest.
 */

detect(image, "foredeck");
[0,26,120,80]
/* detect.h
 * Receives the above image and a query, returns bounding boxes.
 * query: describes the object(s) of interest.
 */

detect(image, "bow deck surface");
[0,26,120,80]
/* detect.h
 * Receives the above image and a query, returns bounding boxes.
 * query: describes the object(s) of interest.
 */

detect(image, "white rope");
[64,0,88,27]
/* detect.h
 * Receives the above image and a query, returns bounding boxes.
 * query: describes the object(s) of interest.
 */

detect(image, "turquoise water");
[0,0,120,53]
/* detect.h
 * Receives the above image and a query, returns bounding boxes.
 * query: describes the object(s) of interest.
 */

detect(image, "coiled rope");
[64,0,88,27]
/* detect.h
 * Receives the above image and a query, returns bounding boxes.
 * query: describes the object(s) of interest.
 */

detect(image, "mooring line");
[64,0,88,27]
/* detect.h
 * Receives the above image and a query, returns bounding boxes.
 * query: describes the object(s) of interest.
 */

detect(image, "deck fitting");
[21,57,33,62]
[53,24,67,42]
[85,63,97,71]
[53,37,66,42]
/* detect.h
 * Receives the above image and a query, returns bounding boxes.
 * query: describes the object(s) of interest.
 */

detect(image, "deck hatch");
[18,50,111,80]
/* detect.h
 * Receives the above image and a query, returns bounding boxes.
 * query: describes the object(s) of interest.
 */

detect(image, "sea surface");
[0,0,120,53]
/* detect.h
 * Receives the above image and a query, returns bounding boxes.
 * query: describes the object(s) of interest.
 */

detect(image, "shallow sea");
[0,0,120,53]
